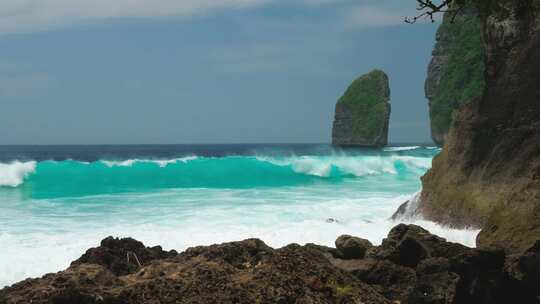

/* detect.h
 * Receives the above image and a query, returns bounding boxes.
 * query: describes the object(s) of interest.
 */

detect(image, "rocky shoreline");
[2,224,538,304]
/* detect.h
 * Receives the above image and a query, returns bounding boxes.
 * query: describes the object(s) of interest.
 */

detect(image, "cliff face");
[332,70,391,147]
[419,0,540,253]
[425,2,485,146]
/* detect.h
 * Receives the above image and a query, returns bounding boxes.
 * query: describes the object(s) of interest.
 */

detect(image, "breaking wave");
[0,161,36,187]
[0,154,433,198]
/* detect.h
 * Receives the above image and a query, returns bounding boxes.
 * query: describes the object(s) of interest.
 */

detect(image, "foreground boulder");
[332,69,391,147]
[72,236,178,276]
[327,225,540,304]
[372,224,469,267]
[1,225,538,304]
[335,235,373,259]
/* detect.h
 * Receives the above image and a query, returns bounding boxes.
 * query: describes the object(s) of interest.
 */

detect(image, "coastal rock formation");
[1,237,387,304]
[332,70,391,147]
[2,225,538,304]
[425,1,485,146]
[335,235,373,259]
[418,0,540,253]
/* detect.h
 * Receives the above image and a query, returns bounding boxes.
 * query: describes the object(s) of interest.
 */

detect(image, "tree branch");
[405,0,464,24]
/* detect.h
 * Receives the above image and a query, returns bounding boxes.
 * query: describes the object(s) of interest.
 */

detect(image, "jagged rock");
[372,224,469,267]
[2,225,539,304]
[335,235,373,259]
[391,200,409,220]
[0,238,389,304]
[71,236,178,276]
[332,69,391,147]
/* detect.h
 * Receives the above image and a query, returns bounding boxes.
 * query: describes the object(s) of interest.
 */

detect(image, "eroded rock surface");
[2,225,538,304]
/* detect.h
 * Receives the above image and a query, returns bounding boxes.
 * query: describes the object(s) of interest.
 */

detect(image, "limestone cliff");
[418,0,540,253]
[425,2,485,146]
[332,70,391,147]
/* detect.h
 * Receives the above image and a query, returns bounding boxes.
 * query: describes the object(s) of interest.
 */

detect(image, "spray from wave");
[0,147,481,288]
[0,161,36,187]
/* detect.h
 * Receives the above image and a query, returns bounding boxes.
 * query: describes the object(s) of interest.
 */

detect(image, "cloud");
[206,36,346,74]
[0,0,430,35]
[343,5,409,29]
[0,0,270,34]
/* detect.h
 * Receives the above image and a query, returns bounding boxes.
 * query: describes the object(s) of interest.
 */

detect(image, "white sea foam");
[0,150,464,288]
[393,155,433,170]
[0,161,36,187]
[0,189,479,288]
[102,156,198,168]
[383,146,420,152]
[258,155,431,177]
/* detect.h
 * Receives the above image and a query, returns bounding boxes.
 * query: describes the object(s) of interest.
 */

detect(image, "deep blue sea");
[0,144,478,287]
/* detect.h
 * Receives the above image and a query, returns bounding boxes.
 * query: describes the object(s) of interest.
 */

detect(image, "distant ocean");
[0,144,479,287]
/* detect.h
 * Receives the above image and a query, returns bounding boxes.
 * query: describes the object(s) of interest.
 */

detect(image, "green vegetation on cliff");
[430,5,485,138]
[337,70,390,140]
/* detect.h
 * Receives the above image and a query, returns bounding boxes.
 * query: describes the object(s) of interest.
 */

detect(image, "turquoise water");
[0,145,478,287]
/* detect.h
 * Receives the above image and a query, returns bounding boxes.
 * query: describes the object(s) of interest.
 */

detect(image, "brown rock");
[418,0,540,253]
[373,224,469,267]
[335,235,373,259]
[0,238,389,304]
[72,236,178,276]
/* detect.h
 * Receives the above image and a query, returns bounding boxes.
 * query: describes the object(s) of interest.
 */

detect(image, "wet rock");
[373,224,468,267]
[335,235,373,259]
[391,200,409,220]
[406,258,459,304]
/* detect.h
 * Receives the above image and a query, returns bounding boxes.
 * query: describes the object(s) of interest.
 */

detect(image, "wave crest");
[0,154,434,198]
[258,155,431,177]
[102,156,198,168]
[0,161,37,187]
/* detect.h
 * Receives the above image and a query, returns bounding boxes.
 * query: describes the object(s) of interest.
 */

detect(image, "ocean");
[0,144,479,287]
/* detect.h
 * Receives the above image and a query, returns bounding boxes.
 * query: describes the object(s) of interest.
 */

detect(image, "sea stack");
[332,69,391,147]
[425,2,484,146]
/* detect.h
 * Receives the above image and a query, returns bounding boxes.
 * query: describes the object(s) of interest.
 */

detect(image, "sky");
[0,0,439,145]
